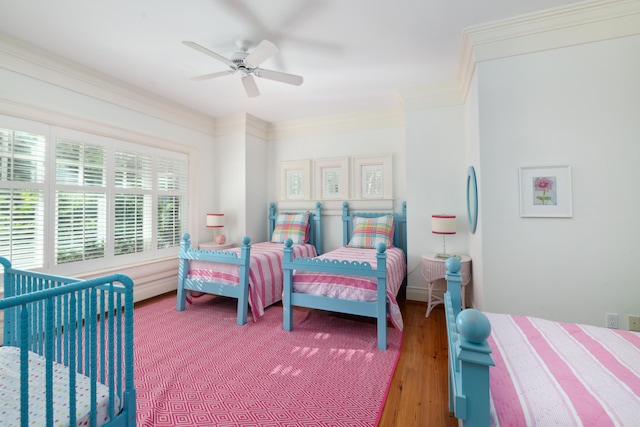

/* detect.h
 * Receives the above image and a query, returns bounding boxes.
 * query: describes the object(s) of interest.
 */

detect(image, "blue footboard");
[282,240,389,350]
[176,234,252,325]
[0,257,136,427]
[444,257,494,427]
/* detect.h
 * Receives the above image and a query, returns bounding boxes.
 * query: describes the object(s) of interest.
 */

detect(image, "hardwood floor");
[379,300,458,427]
[136,294,458,426]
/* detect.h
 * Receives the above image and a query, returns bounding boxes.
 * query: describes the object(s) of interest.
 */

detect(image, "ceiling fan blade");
[245,40,279,67]
[190,70,235,81]
[242,75,260,97]
[255,69,303,86]
[182,41,236,68]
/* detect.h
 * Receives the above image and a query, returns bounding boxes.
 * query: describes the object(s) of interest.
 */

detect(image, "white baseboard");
[133,278,177,303]
[406,286,428,302]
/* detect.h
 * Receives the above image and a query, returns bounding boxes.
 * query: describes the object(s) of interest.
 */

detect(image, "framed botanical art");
[519,165,572,217]
[352,154,393,200]
[313,157,349,200]
[279,160,311,201]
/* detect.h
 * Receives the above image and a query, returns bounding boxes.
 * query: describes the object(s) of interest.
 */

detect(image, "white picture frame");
[519,165,572,217]
[279,160,311,201]
[352,154,393,200]
[313,157,349,200]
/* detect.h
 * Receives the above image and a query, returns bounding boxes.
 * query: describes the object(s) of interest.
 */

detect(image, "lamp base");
[436,253,460,260]
[216,234,226,245]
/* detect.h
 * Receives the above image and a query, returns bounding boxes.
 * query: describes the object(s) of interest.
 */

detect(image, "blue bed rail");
[0,257,136,427]
[444,257,494,427]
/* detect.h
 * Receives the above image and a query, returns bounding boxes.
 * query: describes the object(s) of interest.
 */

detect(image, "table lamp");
[206,213,226,244]
[432,214,456,259]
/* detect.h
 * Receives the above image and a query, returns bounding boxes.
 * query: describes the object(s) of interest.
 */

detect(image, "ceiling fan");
[183,39,303,97]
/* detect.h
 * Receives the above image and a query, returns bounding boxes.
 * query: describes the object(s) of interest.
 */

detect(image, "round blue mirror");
[466,166,478,234]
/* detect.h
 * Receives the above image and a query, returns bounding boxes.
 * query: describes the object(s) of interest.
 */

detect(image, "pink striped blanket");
[188,242,317,321]
[486,312,640,426]
[291,246,406,330]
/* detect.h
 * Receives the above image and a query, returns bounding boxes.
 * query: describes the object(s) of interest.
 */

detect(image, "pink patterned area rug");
[134,294,403,426]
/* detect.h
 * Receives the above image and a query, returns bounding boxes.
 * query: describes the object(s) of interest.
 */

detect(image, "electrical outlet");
[629,315,640,332]
[606,313,618,329]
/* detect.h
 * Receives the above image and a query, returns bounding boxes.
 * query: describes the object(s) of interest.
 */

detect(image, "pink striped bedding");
[291,246,406,330]
[189,242,317,321]
[486,312,640,426]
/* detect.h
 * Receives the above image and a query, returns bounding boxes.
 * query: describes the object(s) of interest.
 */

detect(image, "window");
[0,115,188,273]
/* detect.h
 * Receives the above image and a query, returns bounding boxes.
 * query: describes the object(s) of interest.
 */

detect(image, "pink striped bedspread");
[291,246,406,330]
[188,242,317,321]
[486,312,640,426]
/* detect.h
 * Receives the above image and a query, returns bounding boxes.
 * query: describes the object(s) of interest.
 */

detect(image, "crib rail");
[0,257,136,427]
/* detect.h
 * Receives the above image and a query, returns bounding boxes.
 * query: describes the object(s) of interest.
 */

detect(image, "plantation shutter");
[156,156,186,249]
[114,150,153,256]
[0,128,46,268]
[55,139,107,264]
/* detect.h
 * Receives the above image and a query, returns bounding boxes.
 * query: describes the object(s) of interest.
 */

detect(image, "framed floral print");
[519,165,572,217]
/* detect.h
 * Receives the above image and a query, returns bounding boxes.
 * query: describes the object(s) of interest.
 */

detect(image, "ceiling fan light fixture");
[183,39,303,97]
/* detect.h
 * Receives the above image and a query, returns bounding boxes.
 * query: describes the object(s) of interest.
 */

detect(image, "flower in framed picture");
[533,176,557,205]
[519,165,572,218]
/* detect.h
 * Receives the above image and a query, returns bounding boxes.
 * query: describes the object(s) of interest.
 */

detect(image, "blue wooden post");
[341,202,350,246]
[269,202,277,237]
[446,257,463,318]
[314,201,323,255]
[236,236,251,325]
[176,233,191,311]
[282,238,295,331]
[456,309,494,426]
[375,243,388,350]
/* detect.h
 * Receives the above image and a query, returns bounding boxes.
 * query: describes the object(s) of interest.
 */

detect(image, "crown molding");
[457,0,640,100]
[267,108,405,140]
[0,33,216,136]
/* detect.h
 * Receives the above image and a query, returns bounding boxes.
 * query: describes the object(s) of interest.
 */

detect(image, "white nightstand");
[199,241,235,250]
[422,253,472,318]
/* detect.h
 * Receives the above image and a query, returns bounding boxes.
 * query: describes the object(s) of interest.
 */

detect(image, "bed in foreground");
[282,201,407,350]
[177,202,322,325]
[443,257,640,426]
[0,257,136,427]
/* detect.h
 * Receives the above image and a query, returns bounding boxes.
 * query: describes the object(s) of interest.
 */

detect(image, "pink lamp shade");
[432,215,456,234]
[206,213,224,228]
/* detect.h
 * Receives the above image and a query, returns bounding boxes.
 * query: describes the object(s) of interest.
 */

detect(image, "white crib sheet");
[0,346,118,426]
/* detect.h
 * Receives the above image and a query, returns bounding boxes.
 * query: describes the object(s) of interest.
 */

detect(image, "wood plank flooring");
[379,300,458,427]
[137,294,458,426]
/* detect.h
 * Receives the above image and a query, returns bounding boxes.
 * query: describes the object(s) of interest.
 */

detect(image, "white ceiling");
[0,0,581,123]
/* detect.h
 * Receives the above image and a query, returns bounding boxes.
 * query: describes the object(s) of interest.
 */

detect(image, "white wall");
[404,106,468,301]
[476,34,640,328]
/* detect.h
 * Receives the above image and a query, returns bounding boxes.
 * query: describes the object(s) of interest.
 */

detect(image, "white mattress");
[0,346,118,426]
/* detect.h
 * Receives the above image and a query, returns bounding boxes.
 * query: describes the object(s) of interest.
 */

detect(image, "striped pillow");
[348,215,394,249]
[271,212,310,244]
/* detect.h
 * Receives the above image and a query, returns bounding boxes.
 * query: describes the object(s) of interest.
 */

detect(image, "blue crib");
[0,257,136,426]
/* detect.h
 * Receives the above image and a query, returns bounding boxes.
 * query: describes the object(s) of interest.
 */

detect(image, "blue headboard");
[340,201,408,257]
[268,201,323,254]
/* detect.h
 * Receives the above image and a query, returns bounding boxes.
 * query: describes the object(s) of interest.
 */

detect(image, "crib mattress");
[189,241,317,320]
[486,312,640,426]
[291,246,407,330]
[0,346,117,426]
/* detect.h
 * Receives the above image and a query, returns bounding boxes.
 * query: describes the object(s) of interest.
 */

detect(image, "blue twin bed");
[444,257,640,426]
[0,257,136,427]
[177,201,408,350]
